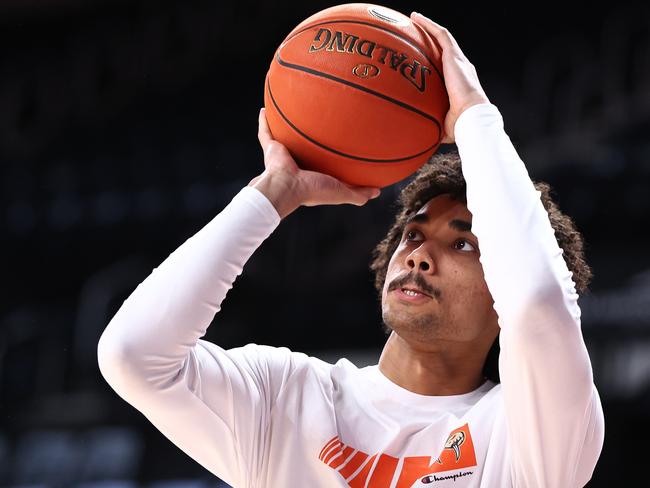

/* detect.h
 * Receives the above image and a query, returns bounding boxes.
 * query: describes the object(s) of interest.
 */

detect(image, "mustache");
[387,272,441,299]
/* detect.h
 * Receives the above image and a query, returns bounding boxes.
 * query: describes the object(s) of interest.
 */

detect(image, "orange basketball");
[263,3,449,188]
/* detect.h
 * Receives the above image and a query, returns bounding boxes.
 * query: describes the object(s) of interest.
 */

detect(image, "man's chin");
[382,309,437,335]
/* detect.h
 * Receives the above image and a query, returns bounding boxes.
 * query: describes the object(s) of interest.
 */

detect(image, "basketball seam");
[281,19,445,84]
[275,52,443,132]
[266,79,438,164]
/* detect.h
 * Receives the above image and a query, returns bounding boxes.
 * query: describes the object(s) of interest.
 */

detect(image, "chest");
[262,382,508,487]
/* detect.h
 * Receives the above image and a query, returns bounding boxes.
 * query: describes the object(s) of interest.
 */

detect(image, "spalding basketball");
[263,3,449,188]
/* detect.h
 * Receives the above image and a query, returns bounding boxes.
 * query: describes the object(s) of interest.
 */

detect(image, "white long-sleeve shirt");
[97,103,604,487]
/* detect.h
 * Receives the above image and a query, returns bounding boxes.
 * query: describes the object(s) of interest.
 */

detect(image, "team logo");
[438,431,466,463]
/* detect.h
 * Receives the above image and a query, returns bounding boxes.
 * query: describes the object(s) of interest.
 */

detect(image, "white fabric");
[98,103,604,487]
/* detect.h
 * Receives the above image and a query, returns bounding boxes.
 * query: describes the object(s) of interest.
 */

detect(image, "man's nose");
[406,245,435,273]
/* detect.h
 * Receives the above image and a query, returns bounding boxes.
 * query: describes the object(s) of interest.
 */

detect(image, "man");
[98,12,604,487]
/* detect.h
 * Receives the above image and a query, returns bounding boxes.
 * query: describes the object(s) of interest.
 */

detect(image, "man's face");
[381,194,499,346]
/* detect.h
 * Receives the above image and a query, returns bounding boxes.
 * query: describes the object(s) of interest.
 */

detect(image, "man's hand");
[411,13,490,143]
[249,108,381,218]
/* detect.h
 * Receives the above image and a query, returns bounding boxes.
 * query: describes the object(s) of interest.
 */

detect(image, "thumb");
[340,185,382,206]
[441,129,454,144]
[299,169,382,207]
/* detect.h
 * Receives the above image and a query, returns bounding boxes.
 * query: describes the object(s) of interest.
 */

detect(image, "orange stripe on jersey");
[329,446,355,469]
[348,454,377,488]
[324,443,346,465]
[339,451,369,478]
[319,436,339,460]
[367,453,399,488]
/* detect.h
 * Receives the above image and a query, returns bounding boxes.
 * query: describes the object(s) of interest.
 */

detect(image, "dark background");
[1,0,649,486]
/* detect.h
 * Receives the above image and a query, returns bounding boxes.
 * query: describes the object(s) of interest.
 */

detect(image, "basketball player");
[98,12,604,487]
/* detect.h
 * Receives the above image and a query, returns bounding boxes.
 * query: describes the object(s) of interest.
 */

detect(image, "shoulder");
[220,342,336,379]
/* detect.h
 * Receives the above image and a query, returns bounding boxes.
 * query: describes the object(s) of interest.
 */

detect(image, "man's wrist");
[248,170,301,219]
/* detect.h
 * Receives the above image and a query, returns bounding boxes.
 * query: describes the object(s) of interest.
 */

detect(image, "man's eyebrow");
[405,214,473,233]
[405,213,429,226]
[449,219,472,233]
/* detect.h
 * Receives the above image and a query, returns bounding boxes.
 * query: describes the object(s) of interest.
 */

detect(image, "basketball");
[263,3,449,188]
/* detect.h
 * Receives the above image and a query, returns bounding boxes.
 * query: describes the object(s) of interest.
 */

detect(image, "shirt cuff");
[235,186,282,227]
[454,103,502,145]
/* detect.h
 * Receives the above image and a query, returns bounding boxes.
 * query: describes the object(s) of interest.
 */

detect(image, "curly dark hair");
[369,149,592,383]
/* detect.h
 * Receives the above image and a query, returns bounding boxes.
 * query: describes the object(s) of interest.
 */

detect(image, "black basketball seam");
[282,19,445,84]
[275,52,443,132]
[266,79,438,164]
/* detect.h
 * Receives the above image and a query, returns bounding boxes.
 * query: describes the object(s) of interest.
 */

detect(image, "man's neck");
[377,331,489,396]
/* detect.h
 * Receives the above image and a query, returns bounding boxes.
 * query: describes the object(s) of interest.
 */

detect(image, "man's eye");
[405,230,421,241]
[454,239,476,252]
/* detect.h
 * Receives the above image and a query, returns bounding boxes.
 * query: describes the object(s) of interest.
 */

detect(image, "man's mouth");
[401,287,431,298]
[387,272,441,302]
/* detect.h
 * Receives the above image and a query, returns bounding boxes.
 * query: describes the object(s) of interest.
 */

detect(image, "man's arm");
[97,186,286,486]
[97,110,380,485]
[412,13,604,487]
[456,103,604,487]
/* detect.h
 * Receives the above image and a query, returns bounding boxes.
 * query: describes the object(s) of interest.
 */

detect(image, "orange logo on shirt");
[319,424,477,487]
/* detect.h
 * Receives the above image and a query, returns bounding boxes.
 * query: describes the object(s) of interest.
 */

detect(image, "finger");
[410,12,450,40]
[410,12,461,52]
[257,107,273,152]
[303,173,381,206]
[440,132,454,144]
[340,185,381,206]
[263,139,292,162]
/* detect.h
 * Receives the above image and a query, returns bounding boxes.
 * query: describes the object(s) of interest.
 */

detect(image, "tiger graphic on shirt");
[318,423,477,487]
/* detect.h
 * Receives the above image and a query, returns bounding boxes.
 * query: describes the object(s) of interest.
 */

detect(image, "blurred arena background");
[1,0,649,486]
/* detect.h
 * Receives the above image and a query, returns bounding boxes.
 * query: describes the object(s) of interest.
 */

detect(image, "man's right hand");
[410,13,490,144]
[248,108,381,219]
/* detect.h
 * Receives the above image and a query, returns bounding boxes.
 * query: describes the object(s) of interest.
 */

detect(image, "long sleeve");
[97,187,293,487]
[455,104,605,487]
